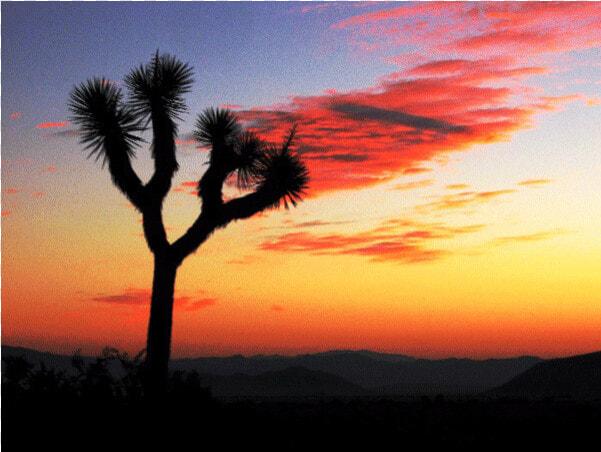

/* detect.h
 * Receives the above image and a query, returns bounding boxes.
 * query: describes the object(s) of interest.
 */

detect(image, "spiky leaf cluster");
[233,131,265,190]
[257,130,309,208]
[124,52,194,124]
[194,110,309,203]
[68,78,144,163]
[195,108,265,190]
[194,108,242,150]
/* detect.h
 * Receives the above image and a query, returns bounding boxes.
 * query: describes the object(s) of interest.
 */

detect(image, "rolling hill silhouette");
[489,351,601,399]
[3,345,545,397]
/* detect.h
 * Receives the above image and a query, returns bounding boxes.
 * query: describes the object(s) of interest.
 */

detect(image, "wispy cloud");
[446,184,470,190]
[259,219,485,264]
[9,113,23,118]
[36,121,70,129]
[91,288,217,312]
[392,179,433,191]
[493,229,569,246]
[416,189,516,213]
[333,2,601,58]
[219,104,245,110]
[518,179,554,187]
[175,139,196,146]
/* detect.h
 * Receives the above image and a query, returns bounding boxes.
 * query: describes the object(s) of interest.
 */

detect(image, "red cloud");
[91,288,217,312]
[36,122,70,129]
[2,211,13,216]
[271,305,285,312]
[403,167,432,175]
[259,219,484,264]
[273,2,598,197]
[10,113,23,118]
[334,2,601,57]
[236,48,578,197]
[92,289,151,305]
[42,167,57,172]
[179,297,217,312]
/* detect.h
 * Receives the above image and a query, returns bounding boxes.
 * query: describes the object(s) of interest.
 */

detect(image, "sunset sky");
[2,1,601,359]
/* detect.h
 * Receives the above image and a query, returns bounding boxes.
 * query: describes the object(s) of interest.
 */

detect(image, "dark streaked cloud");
[330,103,467,133]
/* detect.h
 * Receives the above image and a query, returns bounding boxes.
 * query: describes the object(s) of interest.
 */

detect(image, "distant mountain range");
[171,349,541,396]
[3,345,600,399]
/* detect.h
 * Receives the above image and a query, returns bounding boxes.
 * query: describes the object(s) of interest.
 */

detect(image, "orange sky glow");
[2,2,601,359]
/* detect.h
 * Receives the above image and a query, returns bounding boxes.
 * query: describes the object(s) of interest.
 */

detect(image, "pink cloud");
[219,104,245,110]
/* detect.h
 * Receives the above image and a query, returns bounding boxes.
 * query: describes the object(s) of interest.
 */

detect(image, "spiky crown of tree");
[68,52,309,261]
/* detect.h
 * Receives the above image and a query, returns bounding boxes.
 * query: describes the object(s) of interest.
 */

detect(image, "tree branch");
[145,109,178,204]
[171,186,279,263]
[103,134,146,211]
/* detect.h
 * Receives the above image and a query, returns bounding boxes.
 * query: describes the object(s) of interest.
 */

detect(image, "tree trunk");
[145,255,178,398]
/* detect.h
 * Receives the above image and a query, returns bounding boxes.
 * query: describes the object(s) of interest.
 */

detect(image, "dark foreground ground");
[3,352,600,449]
[4,392,601,449]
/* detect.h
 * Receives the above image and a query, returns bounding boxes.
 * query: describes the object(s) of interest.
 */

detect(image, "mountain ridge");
[2,344,545,396]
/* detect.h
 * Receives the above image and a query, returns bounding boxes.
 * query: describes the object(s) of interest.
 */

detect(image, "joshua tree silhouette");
[69,52,309,396]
